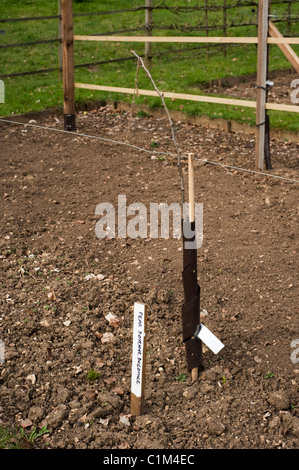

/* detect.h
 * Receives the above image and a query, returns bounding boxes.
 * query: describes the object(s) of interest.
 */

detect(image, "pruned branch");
[131,50,185,208]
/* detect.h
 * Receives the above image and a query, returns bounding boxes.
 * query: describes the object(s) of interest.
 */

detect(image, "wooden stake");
[61,0,76,131]
[188,153,198,382]
[131,302,147,415]
[255,0,269,170]
[188,153,195,224]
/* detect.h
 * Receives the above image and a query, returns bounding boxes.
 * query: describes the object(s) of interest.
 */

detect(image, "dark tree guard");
[64,113,76,131]
[264,27,272,171]
[181,219,202,371]
[264,113,272,170]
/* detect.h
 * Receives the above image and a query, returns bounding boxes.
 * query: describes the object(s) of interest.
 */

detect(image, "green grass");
[0,0,298,131]
[86,368,101,381]
[0,424,49,449]
[0,426,18,449]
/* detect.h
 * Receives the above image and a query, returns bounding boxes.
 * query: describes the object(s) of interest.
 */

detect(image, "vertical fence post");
[145,0,153,69]
[223,0,227,58]
[205,0,209,60]
[61,0,76,131]
[255,0,269,170]
[58,0,63,82]
[287,1,291,37]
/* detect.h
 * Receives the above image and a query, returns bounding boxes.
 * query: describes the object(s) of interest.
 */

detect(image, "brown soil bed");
[0,104,298,450]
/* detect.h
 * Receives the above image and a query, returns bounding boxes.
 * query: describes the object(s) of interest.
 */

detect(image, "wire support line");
[193,158,299,183]
[0,38,61,49]
[0,117,298,184]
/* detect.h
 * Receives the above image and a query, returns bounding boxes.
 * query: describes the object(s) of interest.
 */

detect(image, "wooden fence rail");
[1,1,298,170]
[74,82,299,113]
[1,0,298,78]
[61,0,299,171]
[73,34,299,44]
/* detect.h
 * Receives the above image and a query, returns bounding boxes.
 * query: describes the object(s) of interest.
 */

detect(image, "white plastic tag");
[196,324,224,355]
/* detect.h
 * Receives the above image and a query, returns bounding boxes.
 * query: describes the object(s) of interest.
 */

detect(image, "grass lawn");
[0,0,298,131]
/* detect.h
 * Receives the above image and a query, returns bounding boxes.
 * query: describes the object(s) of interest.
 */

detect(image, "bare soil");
[0,99,298,450]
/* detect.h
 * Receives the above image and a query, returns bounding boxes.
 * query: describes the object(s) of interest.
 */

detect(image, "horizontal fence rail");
[74,82,299,113]
[0,0,298,23]
[1,0,298,171]
[1,1,298,78]
[74,35,299,44]
[67,0,298,171]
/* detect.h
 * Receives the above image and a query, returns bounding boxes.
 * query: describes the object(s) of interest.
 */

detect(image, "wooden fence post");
[145,0,153,69]
[223,0,227,58]
[205,0,209,60]
[255,0,269,170]
[287,1,292,37]
[58,0,63,82]
[61,0,76,131]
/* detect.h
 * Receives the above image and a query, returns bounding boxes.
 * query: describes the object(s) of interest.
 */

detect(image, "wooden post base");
[131,393,145,416]
[64,113,76,131]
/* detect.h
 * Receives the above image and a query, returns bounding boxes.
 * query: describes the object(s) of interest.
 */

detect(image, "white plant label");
[131,302,147,398]
[197,324,224,355]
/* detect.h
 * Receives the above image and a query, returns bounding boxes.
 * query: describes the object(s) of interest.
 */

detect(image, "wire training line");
[0,117,298,184]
